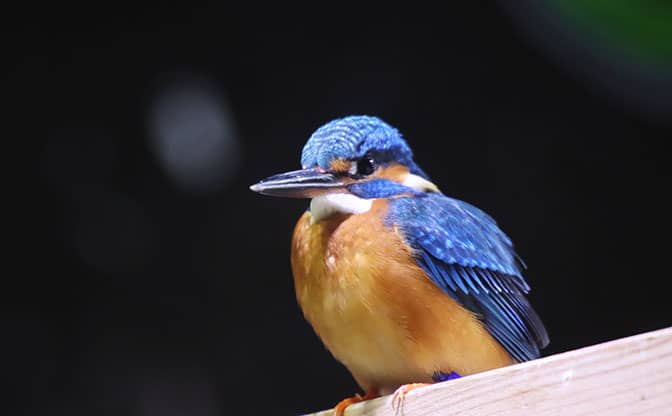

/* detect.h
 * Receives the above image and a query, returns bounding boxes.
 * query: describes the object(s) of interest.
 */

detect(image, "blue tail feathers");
[432,371,462,382]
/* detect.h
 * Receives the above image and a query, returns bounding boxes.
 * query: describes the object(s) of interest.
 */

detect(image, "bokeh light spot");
[148,74,241,193]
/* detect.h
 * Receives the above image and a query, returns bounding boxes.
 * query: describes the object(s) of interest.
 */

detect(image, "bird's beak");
[249,168,346,198]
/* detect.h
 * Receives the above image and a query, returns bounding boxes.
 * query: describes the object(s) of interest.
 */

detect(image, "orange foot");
[390,383,430,414]
[334,389,379,416]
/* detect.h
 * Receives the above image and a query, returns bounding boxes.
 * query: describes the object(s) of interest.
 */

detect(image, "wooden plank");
[305,326,672,416]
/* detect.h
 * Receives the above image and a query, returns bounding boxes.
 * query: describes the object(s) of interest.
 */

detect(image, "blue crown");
[300,115,427,177]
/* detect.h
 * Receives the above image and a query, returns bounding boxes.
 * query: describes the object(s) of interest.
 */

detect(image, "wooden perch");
[305,326,672,416]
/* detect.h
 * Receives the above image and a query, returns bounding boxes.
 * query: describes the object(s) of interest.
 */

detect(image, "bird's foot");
[390,383,430,415]
[389,372,462,414]
[334,389,379,416]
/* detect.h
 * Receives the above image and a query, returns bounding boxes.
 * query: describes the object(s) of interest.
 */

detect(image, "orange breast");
[291,199,513,394]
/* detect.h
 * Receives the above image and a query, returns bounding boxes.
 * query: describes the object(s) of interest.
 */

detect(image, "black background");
[12,3,671,415]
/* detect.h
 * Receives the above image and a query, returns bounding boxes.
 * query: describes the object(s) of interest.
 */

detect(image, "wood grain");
[305,326,672,416]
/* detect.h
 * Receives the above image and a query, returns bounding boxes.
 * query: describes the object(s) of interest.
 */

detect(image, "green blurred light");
[548,0,672,70]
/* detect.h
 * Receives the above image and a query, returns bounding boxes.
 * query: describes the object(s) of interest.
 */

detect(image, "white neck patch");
[307,174,438,223]
[402,173,440,193]
[310,193,373,223]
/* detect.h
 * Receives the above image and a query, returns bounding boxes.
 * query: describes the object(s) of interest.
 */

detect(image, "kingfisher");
[250,116,549,415]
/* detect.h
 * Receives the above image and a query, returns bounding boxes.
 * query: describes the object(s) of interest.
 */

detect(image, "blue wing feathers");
[388,193,549,362]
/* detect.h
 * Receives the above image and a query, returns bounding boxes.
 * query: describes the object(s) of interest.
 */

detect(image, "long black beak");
[249,168,346,198]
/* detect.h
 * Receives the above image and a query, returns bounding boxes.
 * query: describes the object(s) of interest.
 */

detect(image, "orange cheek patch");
[329,158,352,173]
[374,164,409,182]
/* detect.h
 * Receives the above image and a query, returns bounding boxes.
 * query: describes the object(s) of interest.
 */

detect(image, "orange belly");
[291,199,513,394]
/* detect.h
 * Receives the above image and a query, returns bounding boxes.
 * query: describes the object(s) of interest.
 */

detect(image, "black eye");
[356,157,376,176]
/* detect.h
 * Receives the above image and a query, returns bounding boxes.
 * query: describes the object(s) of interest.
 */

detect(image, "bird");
[250,115,549,415]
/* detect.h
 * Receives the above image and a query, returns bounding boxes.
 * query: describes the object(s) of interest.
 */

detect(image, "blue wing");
[387,193,549,362]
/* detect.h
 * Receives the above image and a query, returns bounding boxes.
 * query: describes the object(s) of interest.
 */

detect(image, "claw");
[390,383,429,415]
[333,389,379,416]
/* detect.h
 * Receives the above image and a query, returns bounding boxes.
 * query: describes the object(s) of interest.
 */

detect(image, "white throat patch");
[309,193,373,223]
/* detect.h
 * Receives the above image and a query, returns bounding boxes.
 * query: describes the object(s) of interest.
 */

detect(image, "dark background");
[11,2,671,415]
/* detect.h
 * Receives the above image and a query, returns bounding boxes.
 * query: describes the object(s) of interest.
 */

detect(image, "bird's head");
[250,115,439,221]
